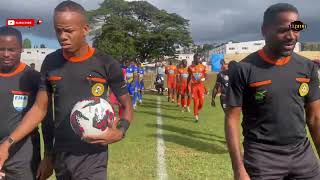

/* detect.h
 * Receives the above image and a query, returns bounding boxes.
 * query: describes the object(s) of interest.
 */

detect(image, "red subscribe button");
[6,19,35,27]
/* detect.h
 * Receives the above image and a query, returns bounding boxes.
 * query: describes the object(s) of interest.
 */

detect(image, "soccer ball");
[70,97,115,137]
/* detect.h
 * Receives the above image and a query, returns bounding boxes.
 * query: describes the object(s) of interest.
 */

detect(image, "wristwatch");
[6,136,15,146]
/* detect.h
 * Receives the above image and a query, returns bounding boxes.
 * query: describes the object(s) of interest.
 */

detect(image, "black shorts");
[220,95,227,113]
[3,135,40,180]
[244,138,320,180]
[54,151,108,180]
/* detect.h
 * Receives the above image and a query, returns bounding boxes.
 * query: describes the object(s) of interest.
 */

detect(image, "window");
[27,52,31,54]
[229,47,235,50]
[254,43,262,45]
[41,52,46,54]
[242,47,248,50]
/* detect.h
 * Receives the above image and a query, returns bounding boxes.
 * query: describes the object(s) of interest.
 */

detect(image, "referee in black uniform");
[0,1,133,180]
[226,3,320,180]
[0,27,40,180]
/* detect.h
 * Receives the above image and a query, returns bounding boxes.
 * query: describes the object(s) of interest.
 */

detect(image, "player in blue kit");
[126,60,139,109]
[137,62,145,104]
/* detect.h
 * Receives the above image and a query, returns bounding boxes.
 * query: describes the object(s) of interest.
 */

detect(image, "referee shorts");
[244,138,320,180]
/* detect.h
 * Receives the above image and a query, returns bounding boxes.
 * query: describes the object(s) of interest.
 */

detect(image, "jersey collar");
[63,46,95,63]
[258,48,291,66]
[0,63,26,78]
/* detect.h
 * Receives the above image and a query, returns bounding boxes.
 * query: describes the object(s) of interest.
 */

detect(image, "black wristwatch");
[116,119,130,138]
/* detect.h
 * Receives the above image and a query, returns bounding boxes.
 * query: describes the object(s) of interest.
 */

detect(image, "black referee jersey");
[227,49,320,145]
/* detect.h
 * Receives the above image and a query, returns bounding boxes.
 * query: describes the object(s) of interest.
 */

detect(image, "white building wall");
[21,48,56,71]
[176,53,194,66]
[210,40,301,55]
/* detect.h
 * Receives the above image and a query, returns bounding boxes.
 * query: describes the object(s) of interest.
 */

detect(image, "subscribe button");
[6,19,35,27]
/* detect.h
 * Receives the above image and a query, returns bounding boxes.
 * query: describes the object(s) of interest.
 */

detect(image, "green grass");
[157,95,232,180]
[40,94,233,179]
[40,93,318,180]
[107,94,233,180]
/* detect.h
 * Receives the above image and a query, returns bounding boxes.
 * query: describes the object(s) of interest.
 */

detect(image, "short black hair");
[220,59,226,65]
[54,0,87,22]
[263,3,299,27]
[194,53,201,59]
[0,26,22,47]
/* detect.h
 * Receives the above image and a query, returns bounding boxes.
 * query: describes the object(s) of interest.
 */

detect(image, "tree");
[23,38,32,48]
[89,0,192,62]
[40,44,46,48]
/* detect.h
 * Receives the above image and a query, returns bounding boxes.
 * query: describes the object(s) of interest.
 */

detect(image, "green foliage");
[89,0,192,62]
[23,38,32,48]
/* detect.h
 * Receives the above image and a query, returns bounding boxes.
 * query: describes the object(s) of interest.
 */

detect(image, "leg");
[3,137,36,180]
[243,140,290,180]
[171,83,176,102]
[197,84,205,112]
[133,91,138,109]
[56,151,108,180]
[54,152,72,180]
[288,138,320,180]
[192,85,199,119]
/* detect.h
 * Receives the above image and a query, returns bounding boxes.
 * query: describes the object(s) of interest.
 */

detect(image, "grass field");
[43,93,233,180]
[43,91,318,180]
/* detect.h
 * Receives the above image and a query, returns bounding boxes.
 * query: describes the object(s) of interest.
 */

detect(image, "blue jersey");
[138,67,145,81]
[126,65,138,83]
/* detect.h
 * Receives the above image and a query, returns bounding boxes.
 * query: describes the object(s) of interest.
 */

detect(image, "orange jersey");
[188,64,207,84]
[165,65,177,81]
[178,67,189,84]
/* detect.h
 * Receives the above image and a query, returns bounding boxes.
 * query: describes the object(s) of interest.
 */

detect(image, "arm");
[11,91,48,143]
[225,62,250,179]
[225,107,249,179]
[306,100,320,157]
[84,61,133,145]
[0,91,48,168]
[305,63,320,157]
[212,74,222,100]
[211,80,221,106]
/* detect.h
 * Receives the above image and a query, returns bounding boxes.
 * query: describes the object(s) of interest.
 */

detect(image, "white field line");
[157,96,168,180]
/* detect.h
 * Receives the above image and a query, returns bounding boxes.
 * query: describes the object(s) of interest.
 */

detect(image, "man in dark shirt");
[0,26,40,180]
[211,59,229,113]
[226,3,320,180]
[0,1,133,180]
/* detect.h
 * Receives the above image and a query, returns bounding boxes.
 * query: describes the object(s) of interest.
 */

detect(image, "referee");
[226,3,320,180]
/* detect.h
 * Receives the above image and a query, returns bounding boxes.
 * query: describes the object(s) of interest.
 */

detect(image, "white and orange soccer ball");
[70,97,115,137]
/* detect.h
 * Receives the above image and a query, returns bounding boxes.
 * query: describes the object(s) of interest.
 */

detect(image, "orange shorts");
[167,80,176,89]
[180,81,188,95]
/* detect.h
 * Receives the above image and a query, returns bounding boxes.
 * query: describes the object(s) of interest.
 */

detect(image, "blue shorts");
[139,80,145,90]
[128,81,139,95]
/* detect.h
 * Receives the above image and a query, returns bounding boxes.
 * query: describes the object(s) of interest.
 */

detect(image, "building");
[21,48,56,71]
[209,40,301,55]
[176,53,194,66]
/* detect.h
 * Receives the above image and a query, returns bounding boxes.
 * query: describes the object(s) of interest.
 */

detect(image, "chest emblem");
[255,90,267,103]
[299,83,309,97]
[92,83,105,97]
[13,95,29,112]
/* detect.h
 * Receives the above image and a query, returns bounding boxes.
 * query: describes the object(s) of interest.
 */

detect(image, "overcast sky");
[0,0,318,48]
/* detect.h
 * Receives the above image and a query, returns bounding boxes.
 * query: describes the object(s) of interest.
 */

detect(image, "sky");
[0,0,318,49]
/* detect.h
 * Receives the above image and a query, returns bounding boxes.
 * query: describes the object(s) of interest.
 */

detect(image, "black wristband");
[116,119,130,137]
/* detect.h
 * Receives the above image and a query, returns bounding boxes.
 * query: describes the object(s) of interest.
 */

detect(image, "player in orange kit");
[175,62,183,107]
[178,59,189,112]
[187,54,207,122]
[165,59,177,103]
